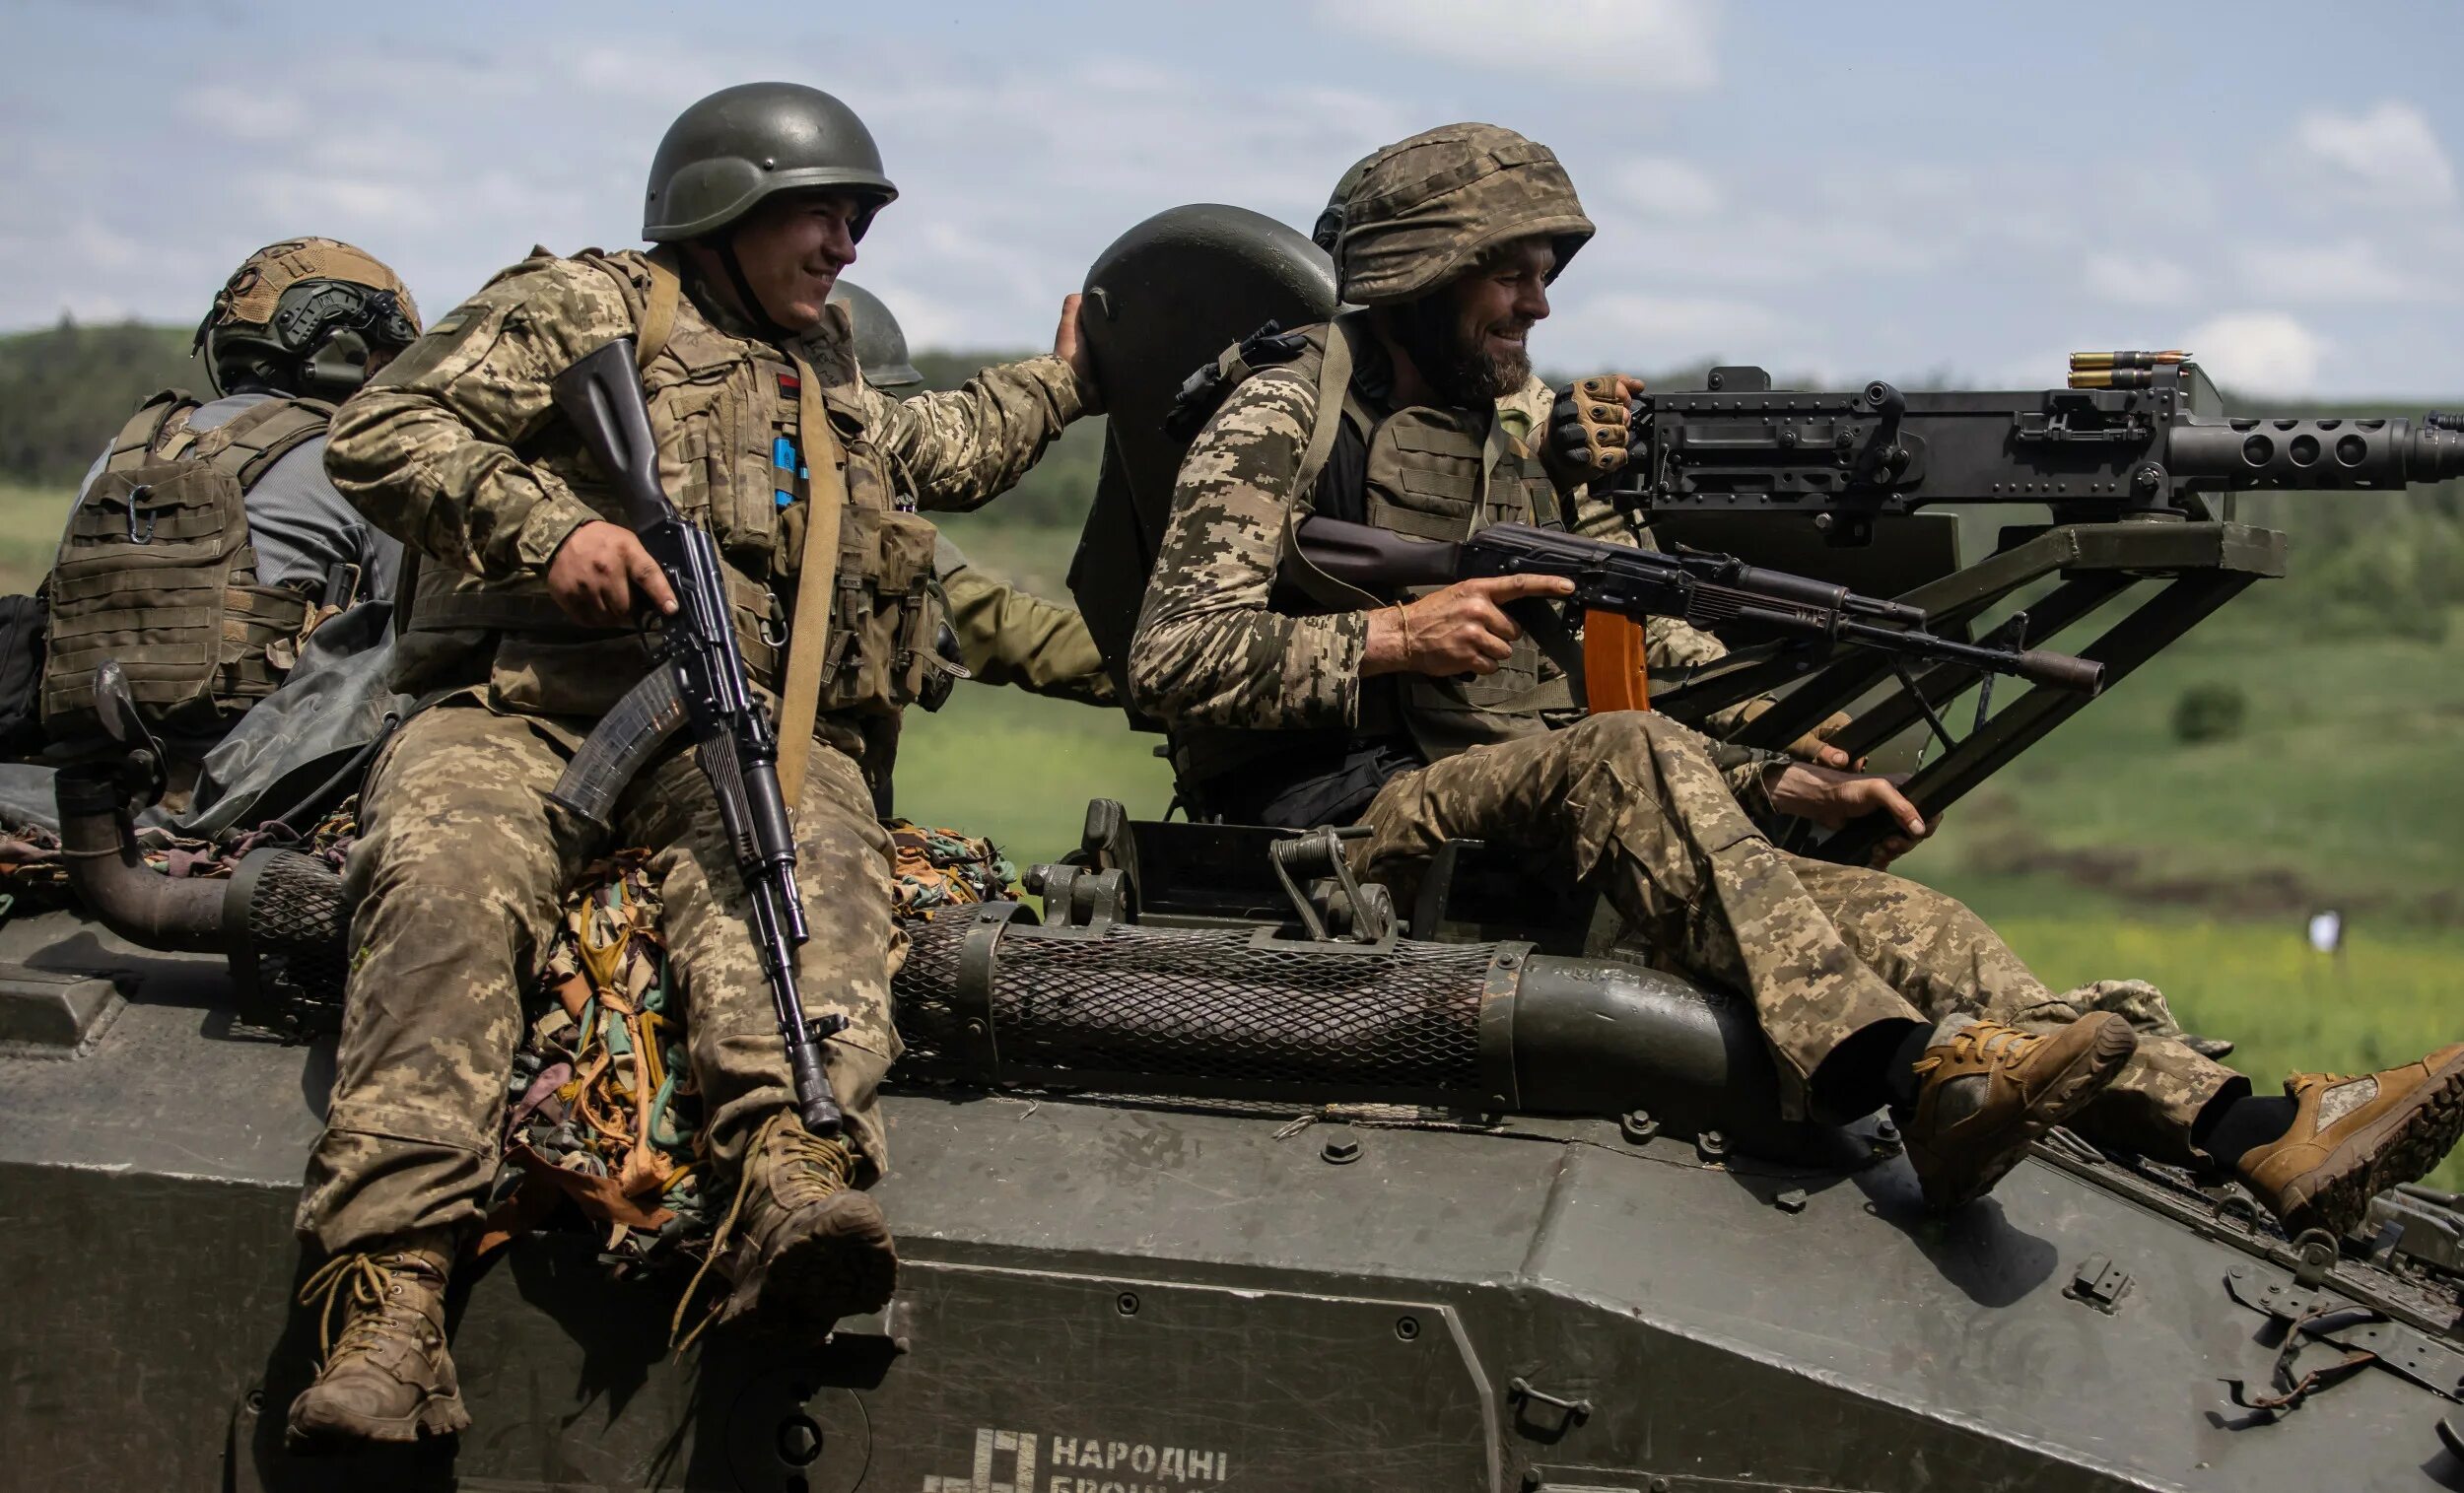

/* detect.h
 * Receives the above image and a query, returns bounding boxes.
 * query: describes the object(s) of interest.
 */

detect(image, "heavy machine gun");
[1604,355,2464,544]
[1595,356,2464,860]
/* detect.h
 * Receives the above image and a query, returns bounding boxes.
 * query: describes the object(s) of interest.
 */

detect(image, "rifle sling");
[773,352,847,808]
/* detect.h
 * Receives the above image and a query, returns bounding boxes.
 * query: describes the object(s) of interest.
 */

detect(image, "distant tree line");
[0,319,197,485]
[8,322,2460,641]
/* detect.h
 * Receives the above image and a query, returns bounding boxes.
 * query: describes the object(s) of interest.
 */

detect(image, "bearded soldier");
[42,239,418,792]
[1129,123,2462,1231]
[289,83,1095,1448]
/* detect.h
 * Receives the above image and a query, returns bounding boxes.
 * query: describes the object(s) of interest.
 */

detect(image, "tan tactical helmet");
[1335,123,1595,306]
[194,238,422,402]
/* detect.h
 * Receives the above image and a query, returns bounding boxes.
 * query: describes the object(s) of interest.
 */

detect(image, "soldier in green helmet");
[289,83,1097,1448]
[1129,122,2464,1233]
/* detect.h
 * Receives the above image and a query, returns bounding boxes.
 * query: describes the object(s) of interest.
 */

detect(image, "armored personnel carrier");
[4,208,2462,1493]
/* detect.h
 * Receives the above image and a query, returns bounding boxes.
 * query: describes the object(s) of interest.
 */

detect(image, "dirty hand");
[1730,698,1859,769]
[1364,573,1576,678]
[1788,710,1859,770]
[544,520,678,630]
[1543,373,1645,489]
[1054,293,1101,412]
[1765,763,1942,868]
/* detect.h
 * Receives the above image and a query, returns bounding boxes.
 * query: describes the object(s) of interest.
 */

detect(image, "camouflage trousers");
[1351,712,2240,1162]
[296,700,904,1255]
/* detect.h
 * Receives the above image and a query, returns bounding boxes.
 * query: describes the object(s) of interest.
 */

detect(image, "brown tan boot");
[1903,1014,2139,1211]
[286,1235,467,1451]
[2236,1044,2464,1238]
[717,1112,897,1333]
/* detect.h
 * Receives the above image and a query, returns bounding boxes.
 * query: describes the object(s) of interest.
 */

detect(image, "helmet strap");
[709,233,797,345]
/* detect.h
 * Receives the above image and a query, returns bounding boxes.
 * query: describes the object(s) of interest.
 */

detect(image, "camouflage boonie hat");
[1335,123,1595,306]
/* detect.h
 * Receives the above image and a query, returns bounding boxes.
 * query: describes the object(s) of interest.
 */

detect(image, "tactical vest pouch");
[817,507,944,716]
[41,456,309,741]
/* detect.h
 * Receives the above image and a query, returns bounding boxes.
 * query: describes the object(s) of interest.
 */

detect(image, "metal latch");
[2067,1255,2131,1314]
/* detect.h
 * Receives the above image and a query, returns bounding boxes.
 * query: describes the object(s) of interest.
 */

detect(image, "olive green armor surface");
[41,390,331,739]
[1168,319,1565,789]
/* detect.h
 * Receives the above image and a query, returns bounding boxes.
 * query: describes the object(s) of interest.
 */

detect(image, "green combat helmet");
[193,238,422,402]
[644,81,900,338]
[1335,122,1595,305]
[828,280,924,390]
[644,81,898,243]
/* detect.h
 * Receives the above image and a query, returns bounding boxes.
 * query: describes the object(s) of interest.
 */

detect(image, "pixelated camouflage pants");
[1351,711,2237,1159]
[296,700,903,1255]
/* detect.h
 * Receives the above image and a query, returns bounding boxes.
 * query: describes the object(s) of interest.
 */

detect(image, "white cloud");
[2237,238,2418,303]
[1568,290,1789,362]
[2184,311,2327,395]
[1608,157,1723,220]
[2293,101,2456,206]
[1316,0,1718,87]
[179,86,307,144]
[2083,252,2196,306]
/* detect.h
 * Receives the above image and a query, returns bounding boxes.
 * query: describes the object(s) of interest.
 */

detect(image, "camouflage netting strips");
[0,797,361,904]
[478,819,1017,1274]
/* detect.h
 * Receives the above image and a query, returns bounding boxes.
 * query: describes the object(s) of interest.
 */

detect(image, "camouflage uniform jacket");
[933,533,1114,708]
[327,247,1087,740]
[1128,340,1770,803]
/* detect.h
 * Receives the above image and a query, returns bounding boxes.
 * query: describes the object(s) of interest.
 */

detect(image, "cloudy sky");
[8,0,2462,398]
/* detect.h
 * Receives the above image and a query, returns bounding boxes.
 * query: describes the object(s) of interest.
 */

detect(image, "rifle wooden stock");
[1583,612,1650,713]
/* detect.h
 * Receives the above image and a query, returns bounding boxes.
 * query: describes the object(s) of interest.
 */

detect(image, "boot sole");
[731,1190,899,1336]
[284,1391,470,1454]
[2279,1048,2464,1240]
[1920,1015,2138,1212]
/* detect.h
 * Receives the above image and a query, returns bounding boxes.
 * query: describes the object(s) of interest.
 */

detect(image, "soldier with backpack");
[37,238,419,799]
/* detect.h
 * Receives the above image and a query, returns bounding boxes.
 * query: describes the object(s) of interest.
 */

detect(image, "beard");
[1391,294,1532,408]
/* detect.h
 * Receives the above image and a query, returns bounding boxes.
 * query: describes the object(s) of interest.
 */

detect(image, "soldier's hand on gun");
[1543,373,1645,488]
[1364,574,1576,678]
[544,519,679,629]
[1764,763,1944,869]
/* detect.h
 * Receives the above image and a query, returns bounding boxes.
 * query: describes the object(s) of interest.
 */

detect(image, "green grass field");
[0,484,67,594]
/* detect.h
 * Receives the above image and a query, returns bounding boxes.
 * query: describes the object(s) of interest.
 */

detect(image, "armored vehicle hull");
[5,897,2462,1493]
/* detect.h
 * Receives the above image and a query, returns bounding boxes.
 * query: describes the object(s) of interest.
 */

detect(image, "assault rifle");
[546,338,845,1137]
[1602,356,2464,545]
[1294,515,2102,699]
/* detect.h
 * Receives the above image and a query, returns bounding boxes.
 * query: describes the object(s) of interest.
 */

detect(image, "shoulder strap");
[636,249,683,369]
[103,389,198,474]
[194,397,334,490]
[571,248,681,371]
[1273,316,1385,614]
[1290,314,1359,503]
[772,352,850,805]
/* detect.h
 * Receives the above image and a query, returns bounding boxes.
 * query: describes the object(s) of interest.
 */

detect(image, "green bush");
[2170,682,2247,744]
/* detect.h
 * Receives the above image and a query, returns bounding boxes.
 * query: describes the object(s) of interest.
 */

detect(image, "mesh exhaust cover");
[893,910,1501,1106]
[228,848,351,1033]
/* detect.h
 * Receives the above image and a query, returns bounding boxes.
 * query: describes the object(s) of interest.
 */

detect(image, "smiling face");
[1448,235,1555,380]
[1388,234,1555,408]
[701,188,867,332]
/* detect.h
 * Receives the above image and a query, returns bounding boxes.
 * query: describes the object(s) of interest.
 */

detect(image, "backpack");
[40,390,333,743]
